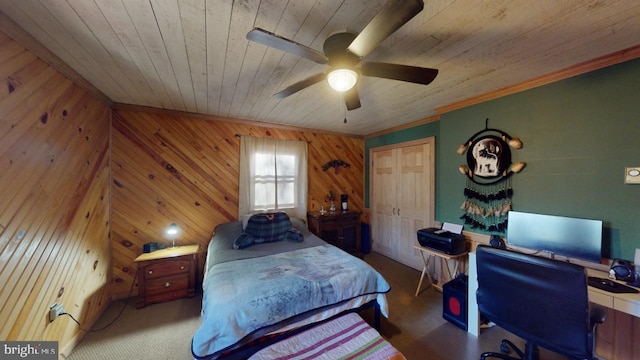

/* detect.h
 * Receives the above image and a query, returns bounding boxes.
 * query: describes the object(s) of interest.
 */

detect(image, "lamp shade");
[167,223,178,235]
[327,68,358,92]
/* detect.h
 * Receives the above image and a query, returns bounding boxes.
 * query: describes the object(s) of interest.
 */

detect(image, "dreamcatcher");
[457,119,526,232]
[460,177,513,231]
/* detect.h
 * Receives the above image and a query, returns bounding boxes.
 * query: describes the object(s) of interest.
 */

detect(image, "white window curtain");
[238,136,308,220]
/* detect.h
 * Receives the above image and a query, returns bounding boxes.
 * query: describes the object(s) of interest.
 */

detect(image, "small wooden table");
[307,211,362,257]
[134,244,199,308]
[413,244,468,295]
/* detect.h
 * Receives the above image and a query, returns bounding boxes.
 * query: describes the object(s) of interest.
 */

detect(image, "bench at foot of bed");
[248,312,405,360]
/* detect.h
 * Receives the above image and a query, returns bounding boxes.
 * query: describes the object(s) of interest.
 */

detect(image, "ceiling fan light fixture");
[327,68,358,92]
[247,0,435,109]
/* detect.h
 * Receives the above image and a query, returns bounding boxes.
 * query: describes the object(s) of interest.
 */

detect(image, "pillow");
[289,216,307,231]
[234,212,302,249]
[241,213,253,230]
[284,228,304,243]
[233,233,257,249]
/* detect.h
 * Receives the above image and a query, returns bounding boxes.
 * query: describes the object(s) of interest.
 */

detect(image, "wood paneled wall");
[0,31,111,352]
[110,110,364,298]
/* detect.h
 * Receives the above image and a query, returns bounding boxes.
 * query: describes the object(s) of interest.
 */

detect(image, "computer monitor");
[506,211,603,263]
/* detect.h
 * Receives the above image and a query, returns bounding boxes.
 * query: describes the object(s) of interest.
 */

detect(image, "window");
[238,136,307,219]
[253,152,295,210]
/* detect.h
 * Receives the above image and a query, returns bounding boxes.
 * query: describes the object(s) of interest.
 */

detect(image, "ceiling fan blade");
[247,28,328,64]
[361,61,438,85]
[274,72,326,98]
[344,87,361,111]
[347,0,424,58]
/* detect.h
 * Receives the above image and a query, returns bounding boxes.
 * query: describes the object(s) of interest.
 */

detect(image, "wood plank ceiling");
[1,0,639,136]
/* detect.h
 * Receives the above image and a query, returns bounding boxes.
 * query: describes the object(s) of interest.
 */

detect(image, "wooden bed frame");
[216,299,382,360]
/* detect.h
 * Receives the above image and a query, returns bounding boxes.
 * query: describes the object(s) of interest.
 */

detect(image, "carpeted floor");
[64,251,568,360]
[64,295,202,360]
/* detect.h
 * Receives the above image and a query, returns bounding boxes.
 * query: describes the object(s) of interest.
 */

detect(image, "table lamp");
[166,223,179,248]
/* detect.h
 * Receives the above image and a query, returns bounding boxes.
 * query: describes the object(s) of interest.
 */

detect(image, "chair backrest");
[476,245,591,359]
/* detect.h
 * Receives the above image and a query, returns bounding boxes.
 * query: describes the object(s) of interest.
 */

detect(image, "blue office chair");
[476,245,607,360]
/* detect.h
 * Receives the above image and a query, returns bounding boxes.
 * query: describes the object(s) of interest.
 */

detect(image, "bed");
[248,312,405,360]
[191,214,391,359]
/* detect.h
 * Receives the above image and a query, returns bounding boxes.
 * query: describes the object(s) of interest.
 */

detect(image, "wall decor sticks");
[322,159,350,173]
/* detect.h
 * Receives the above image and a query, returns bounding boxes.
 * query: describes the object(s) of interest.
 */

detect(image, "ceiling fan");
[246,0,438,111]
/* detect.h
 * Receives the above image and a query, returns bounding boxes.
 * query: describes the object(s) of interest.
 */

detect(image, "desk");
[586,267,640,317]
[467,252,640,336]
[413,244,468,295]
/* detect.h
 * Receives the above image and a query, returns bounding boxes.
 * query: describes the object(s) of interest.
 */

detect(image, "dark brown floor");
[362,251,570,360]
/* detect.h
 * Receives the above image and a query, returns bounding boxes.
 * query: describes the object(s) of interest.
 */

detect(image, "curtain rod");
[234,134,311,144]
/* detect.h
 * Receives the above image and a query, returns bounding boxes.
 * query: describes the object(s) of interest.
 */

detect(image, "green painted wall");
[365,57,640,260]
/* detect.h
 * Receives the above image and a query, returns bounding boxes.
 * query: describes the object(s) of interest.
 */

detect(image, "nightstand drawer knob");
[148,270,153,275]
[164,282,171,288]
[180,265,185,270]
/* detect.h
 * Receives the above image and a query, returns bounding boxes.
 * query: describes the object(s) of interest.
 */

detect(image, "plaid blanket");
[234,212,303,249]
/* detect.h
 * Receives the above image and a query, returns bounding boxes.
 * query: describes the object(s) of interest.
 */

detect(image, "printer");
[417,227,467,255]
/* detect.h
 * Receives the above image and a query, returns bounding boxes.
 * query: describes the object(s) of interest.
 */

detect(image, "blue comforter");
[191,244,390,359]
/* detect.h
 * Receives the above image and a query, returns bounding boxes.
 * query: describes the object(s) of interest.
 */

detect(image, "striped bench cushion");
[248,312,405,360]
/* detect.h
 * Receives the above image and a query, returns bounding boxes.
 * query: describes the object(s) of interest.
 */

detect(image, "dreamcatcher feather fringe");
[460,177,512,232]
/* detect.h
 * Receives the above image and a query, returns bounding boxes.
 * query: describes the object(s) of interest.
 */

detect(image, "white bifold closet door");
[370,137,435,271]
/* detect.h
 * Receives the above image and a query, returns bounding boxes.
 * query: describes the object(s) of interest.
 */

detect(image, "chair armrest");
[589,303,607,327]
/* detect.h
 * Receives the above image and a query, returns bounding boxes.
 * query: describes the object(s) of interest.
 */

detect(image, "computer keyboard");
[588,276,639,294]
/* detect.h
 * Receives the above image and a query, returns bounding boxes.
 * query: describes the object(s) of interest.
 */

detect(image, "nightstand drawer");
[146,274,189,296]
[144,259,190,279]
[145,290,190,306]
[145,276,190,305]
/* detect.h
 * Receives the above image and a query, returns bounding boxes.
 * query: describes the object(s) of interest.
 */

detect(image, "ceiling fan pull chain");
[344,100,348,124]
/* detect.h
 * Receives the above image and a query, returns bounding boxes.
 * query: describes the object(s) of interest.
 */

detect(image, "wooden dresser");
[307,211,362,257]
[134,244,199,308]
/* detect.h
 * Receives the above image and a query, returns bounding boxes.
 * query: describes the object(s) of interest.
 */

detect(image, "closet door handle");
[398,208,400,216]
[392,207,396,215]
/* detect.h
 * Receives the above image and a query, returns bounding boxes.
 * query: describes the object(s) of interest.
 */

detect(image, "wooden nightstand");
[307,211,362,257]
[134,244,199,308]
